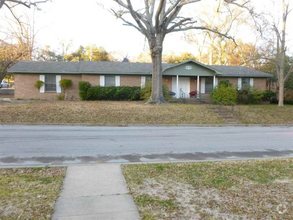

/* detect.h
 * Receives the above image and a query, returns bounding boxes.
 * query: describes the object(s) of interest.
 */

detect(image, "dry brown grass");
[0,101,223,124]
[123,159,293,220]
[237,105,293,124]
[0,167,66,220]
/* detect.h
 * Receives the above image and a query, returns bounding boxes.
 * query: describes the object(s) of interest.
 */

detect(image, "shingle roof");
[8,61,80,74]
[211,65,273,78]
[8,61,171,75]
[79,61,172,74]
[8,61,272,78]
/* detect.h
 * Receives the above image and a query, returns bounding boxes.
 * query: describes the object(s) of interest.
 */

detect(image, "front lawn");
[0,101,223,124]
[1,101,292,125]
[0,167,66,219]
[122,158,293,219]
[237,105,293,124]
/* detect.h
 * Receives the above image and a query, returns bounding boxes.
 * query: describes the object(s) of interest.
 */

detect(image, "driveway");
[0,125,292,166]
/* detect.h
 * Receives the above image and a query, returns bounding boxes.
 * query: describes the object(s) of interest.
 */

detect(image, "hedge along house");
[8,60,272,100]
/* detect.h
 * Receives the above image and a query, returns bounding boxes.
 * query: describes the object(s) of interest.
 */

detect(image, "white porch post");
[176,75,179,98]
[197,75,200,98]
[213,75,216,88]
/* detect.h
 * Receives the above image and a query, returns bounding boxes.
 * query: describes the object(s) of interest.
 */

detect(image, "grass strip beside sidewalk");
[0,167,66,220]
[122,158,293,219]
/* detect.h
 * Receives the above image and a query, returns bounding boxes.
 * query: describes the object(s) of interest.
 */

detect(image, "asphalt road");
[0,125,292,166]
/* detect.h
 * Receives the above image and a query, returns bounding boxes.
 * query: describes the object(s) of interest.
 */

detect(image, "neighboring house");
[7,60,272,100]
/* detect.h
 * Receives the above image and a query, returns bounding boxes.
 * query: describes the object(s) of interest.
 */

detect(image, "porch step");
[170,98,202,104]
[204,105,241,124]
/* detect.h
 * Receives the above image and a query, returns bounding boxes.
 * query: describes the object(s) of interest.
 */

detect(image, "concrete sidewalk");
[52,164,140,220]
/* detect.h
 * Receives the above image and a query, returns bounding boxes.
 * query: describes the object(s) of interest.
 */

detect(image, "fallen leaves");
[123,158,293,219]
[0,101,223,124]
[0,167,66,219]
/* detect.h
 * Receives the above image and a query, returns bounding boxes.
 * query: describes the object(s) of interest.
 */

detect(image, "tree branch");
[111,9,142,33]
[170,25,237,44]
[284,65,293,82]
[155,0,165,32]
[0,0,48,9]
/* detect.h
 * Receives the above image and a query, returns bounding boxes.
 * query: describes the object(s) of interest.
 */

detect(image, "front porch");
[162,60,220,99]
[164,75,218,99]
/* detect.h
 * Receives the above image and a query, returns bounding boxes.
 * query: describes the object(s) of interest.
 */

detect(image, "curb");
[0,123,292,127]
[2,156,293,169]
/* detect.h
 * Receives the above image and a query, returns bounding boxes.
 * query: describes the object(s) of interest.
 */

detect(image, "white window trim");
[238,78,242,90]
[115,76,120,87]
[40,75,45,93]
[250,78,254,87]
[100,75,105,87]
[56,75,62,93]
[141,76,146,88]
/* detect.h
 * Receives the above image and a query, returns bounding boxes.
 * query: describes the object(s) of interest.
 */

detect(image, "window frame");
[44,74,57,92]
[104,75,116,87]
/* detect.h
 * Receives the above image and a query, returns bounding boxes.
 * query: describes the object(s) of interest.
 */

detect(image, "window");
[45,75,56,92]
[146,76,152,83]
[242,78,250,89]
[105,76,116,87]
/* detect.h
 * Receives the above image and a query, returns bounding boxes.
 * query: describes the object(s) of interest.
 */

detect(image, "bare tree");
[0,0,48,28]
[0,11,37,81]
[0,0,48,10]
[0,40,30,81]
[273,0,292,106]
[111,0,250,104]
[185,1,248,65]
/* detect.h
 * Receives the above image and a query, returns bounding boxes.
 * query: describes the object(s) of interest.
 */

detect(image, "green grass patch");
[0,167,66,219]
[237,105,293,124]
[123,158,293,219]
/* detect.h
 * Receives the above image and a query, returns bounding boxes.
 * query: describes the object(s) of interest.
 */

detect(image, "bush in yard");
[79,81,91,100]
[57,94,65,100]
[262,90,277,102]
[217,79,233,87]
[237,85,263,104]
[81,83,141,101]
[34,80,44,90]
[210,80,238,104]
[59,79,72,100]
[140,81,172,102]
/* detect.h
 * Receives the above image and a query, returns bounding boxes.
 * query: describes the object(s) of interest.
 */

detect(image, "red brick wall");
[120,76,141,86]
[82,75,100,86]
[163,77,172,90]
[217,77,267,91]
[253,78,267,91]
[61,75,81,100]
[14,74,81,100]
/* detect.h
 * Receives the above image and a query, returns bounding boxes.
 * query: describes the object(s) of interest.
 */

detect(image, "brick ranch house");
[8,60,272,100]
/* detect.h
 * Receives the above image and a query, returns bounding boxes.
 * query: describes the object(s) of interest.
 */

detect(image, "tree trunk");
[146,36,167,104]
[278,0,288,107]
[278,78,284,106]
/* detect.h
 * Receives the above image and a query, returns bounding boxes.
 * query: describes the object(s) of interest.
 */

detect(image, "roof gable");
[163,60,222,75]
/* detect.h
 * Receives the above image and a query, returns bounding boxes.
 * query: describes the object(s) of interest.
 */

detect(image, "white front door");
[172,77,190,98]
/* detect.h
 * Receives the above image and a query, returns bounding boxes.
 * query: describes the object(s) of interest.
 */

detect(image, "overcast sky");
[0,0,292,60]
